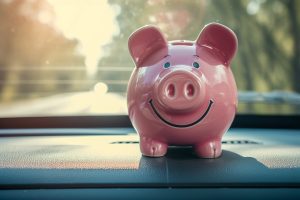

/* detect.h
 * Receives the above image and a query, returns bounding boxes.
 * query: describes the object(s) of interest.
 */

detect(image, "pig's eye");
[164,62,171,68]
[193,62,200,68]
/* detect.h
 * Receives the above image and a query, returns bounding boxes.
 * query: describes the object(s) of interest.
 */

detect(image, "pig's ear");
[196,23,238,65]
[128,25,168,67]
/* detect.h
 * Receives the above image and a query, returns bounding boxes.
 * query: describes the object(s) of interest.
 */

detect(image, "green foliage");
[98,0,300,94]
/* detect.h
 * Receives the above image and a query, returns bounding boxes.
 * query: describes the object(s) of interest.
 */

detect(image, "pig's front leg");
[194,139,222,158]
[140,137,168,157]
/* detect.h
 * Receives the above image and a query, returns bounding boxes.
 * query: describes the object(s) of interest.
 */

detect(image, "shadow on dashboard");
[139,148,300,185]
[139,148,269,171]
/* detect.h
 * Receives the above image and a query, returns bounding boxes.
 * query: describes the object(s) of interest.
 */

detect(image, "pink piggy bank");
[127,23,238,158]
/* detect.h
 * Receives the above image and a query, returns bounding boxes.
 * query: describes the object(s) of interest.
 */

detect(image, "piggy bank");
[127,23,238,158]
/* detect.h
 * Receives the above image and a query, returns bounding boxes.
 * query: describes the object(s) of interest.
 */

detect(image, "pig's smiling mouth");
[149,99,214,128]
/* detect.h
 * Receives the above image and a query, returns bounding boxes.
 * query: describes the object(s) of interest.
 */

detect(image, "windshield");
[0,0,299,117]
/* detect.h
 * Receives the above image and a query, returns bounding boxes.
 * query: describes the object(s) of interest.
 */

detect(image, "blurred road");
[1,91,300,117]
[0,92,127,117]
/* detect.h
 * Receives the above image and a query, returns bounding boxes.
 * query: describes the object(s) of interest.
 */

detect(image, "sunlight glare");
[94,82,108,95]
[47,0,120,76]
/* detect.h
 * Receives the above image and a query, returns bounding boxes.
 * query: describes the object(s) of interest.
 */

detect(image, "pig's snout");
[155,70,205,113]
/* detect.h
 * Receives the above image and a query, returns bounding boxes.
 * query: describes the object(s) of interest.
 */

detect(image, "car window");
[0,0,299,117]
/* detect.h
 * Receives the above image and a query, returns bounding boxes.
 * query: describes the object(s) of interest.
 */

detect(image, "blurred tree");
[285,0,300,93]
[0,0,85,102]
[98,0,299,95]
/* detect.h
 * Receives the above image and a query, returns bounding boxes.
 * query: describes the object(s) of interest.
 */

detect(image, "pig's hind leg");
[194,139,222,158]
[140,137,168,157]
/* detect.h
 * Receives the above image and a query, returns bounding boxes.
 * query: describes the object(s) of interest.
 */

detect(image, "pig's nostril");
[166,83,175,98]
[186,83,195,98]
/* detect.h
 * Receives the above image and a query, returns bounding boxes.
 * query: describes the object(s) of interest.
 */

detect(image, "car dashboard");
[0,116,300,199]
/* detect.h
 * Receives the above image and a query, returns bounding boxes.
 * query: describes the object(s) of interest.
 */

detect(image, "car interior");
[0,0,299,199]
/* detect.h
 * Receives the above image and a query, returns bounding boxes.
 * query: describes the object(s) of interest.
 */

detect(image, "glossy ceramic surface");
[127,23,238,158]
